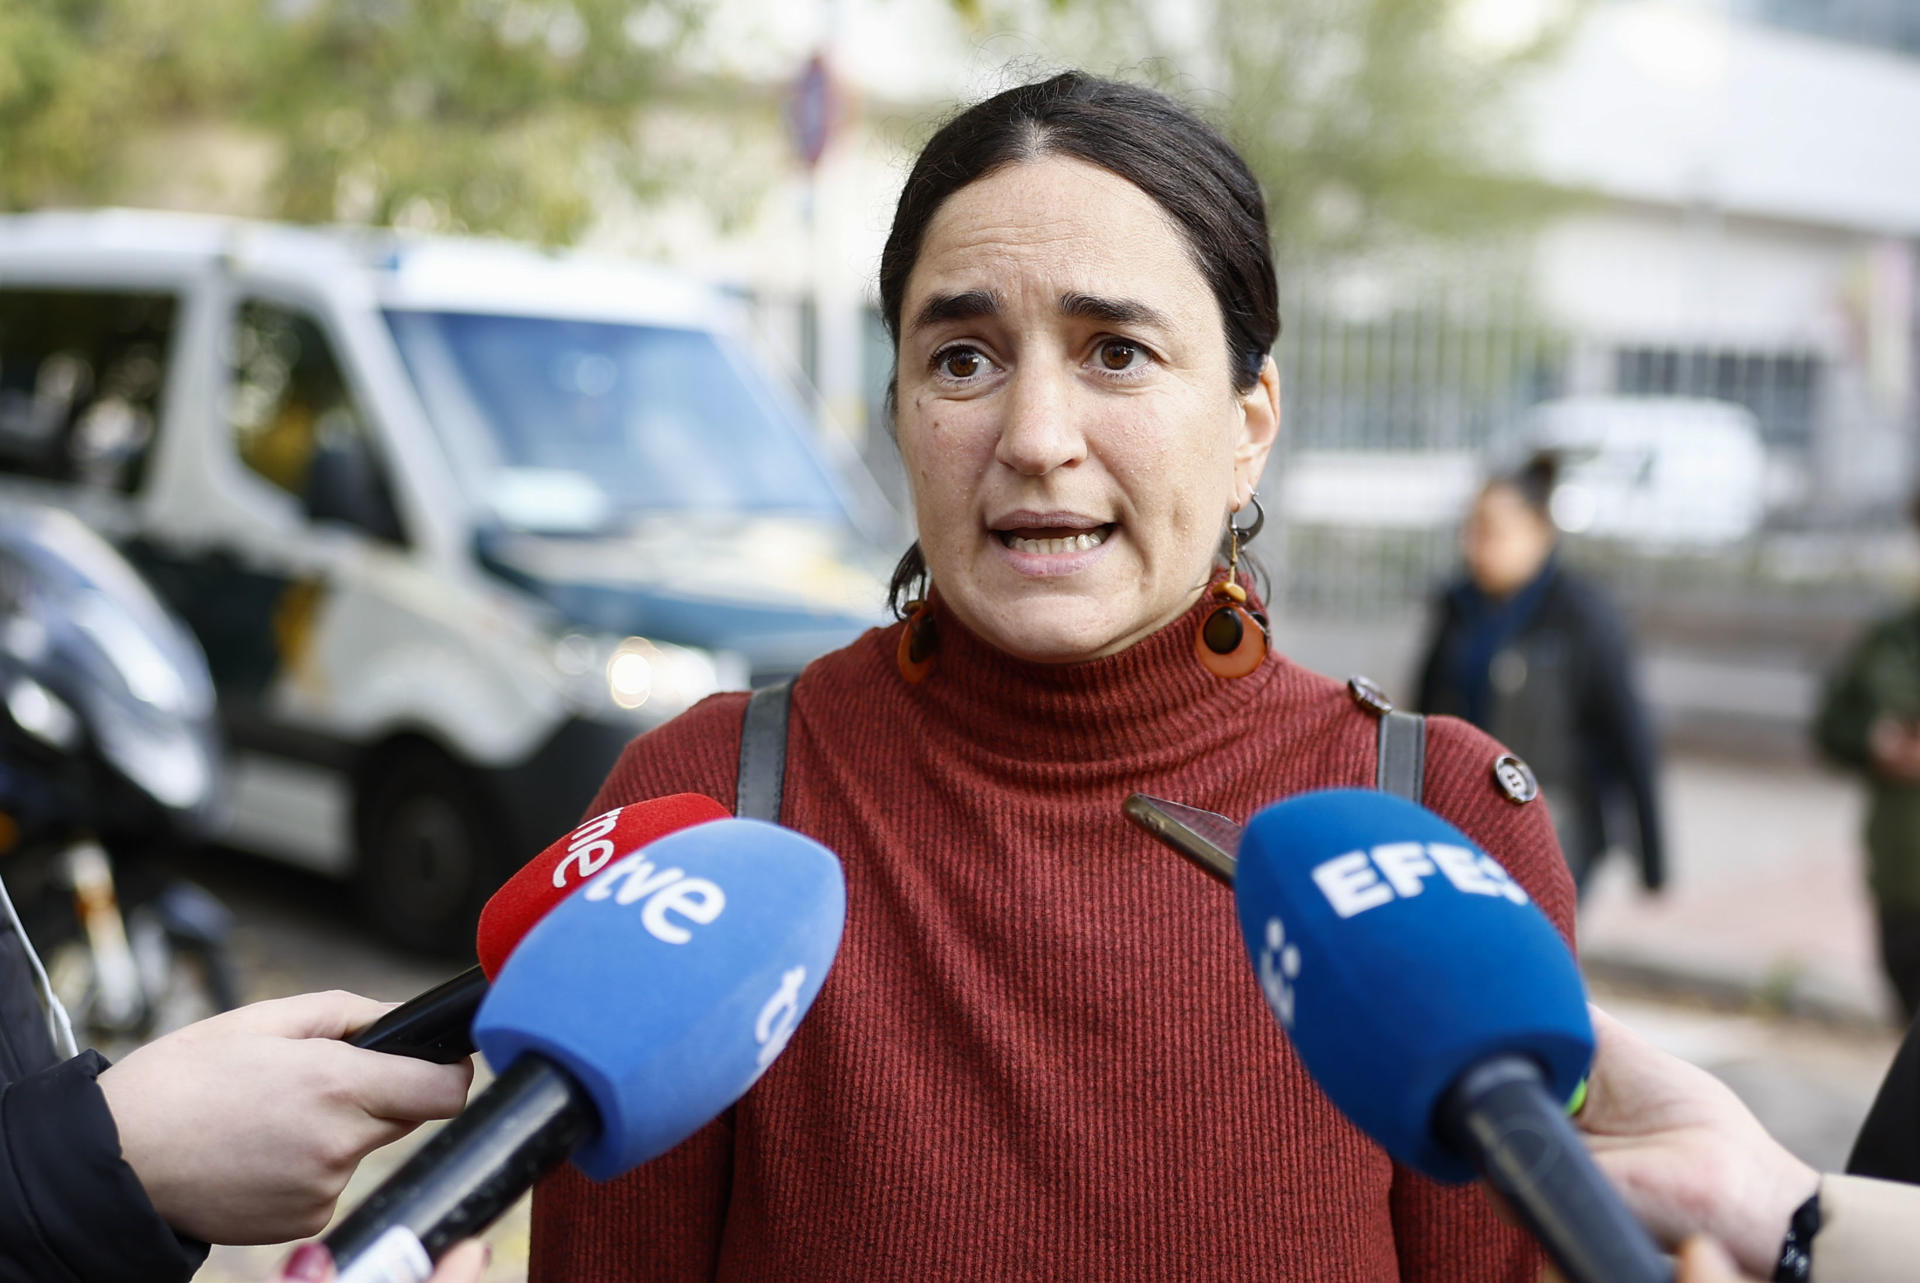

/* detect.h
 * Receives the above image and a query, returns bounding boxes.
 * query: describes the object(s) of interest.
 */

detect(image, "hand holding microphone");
[348,794,732,1063]
[1228,789,1672,1283]
[313,817,846,1281]
[96,990,474,1245]
[1572,1004,1815,1279]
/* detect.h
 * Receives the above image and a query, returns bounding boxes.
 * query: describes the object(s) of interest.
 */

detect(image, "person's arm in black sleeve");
[1413,589,1456,715]
[1848,1005,1920,1183]
[1579,584,1666,892]
[0,1050,206,1283]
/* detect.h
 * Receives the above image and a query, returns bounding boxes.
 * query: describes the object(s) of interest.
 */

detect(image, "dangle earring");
[896,598,939,683]
[1195,494,1270,679]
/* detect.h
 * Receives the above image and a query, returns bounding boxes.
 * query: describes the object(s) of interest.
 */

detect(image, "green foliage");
[1216,0,1584,253]
[0,0,705,242]
[0,0,1583,251]
[1007,0,1588,254]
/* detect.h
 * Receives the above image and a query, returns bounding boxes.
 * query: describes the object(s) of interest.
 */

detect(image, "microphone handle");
[348,966,487,1064]
[1441,1054,1674,1283]
[324,1054,597,1273]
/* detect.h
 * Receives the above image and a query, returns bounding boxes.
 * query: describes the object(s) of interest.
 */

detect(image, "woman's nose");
[993,366,1087,477]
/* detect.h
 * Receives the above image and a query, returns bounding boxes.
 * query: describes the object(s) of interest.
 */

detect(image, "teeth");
[1005,528,1109,555]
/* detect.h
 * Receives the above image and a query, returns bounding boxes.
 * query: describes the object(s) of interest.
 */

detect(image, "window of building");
[1753,0,1920,58]
[0,289,176,493]
[1613,346,1822,448]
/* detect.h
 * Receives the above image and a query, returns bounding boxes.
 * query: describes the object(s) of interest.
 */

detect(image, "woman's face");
[1462,483,1556,598]
[893,156,1280,663]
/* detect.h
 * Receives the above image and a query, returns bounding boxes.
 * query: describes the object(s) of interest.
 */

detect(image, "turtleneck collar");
[894,587,1279,765]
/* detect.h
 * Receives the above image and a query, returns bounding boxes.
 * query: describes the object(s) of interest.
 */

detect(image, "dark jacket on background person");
[0,876,206,1283]
[1814,606,1920,914]
[1416,559,1665,894]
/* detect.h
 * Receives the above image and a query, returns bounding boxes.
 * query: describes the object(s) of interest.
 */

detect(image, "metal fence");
[1265,263,1914,631]
[840,264,1915,636]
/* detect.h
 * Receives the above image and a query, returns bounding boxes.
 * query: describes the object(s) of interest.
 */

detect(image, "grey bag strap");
[736,678,795,822]
[1375,709,1427,804]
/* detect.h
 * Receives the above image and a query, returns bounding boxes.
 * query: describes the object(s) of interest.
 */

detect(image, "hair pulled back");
[880,71,1281,615]
[1491,451,1562,522]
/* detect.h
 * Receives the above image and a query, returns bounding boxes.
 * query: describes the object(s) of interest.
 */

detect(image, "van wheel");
[356,748,506,957]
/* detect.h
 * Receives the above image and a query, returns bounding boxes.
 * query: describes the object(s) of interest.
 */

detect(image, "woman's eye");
[1097,340,1145,373]
[937,347,986,379]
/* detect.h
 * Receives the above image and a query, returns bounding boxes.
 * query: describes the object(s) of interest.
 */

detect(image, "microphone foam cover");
[472,818,846,1181]
[1234,789,1590,1182]
[475,793,731,979]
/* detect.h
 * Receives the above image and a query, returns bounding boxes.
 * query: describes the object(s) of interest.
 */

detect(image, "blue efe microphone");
[321,818,846,1278]
[1235,789,1671,1283]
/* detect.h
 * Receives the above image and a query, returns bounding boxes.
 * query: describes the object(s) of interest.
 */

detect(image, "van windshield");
[384,310,850,526]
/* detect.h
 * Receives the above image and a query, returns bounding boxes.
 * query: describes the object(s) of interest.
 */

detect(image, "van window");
[0,289,175,493]
[228,300,404,542]
[385,310,850,526]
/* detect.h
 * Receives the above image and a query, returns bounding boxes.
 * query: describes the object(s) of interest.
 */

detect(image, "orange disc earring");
[1196,495,1269,680]
[896,599,938,683]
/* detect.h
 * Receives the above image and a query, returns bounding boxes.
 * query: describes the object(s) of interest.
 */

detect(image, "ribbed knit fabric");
[530,594,1576,1281]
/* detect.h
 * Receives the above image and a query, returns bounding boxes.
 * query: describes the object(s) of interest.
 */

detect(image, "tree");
[0,0,1580,251]
[0,0,706,243]
[1007,0,1585,254]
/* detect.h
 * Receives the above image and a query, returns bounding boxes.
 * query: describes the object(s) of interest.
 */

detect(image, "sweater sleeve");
[1385,713,1577,1281]
[528,691,750,1282]
[0,1049,208,1283]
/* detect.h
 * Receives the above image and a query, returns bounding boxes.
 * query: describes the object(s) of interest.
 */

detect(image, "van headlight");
[551,632,743,720]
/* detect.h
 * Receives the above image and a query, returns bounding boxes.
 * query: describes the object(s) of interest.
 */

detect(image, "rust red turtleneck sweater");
[530,598,1575,1281]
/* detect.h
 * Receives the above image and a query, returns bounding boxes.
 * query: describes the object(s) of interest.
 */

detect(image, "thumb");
[1676,1236,1752,1283]
[224,990,400,1041]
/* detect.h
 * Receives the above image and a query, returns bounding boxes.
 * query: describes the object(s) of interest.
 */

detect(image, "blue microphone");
[1234,789,1670,1283]
[321,818,846,1279]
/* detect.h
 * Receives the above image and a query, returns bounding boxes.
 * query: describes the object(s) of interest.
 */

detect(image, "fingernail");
[279,1241,335,1282]
[482,1242,494,1266]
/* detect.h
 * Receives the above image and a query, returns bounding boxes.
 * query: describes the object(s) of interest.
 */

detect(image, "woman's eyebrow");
[1059,292,1172,330]
[912,289,1001,331]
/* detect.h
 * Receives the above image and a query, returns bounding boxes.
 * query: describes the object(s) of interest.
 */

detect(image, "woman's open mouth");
[996,523,1115,555]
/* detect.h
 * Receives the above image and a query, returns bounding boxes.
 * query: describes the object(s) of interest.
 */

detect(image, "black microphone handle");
[324,1054,597,1271]
[348,966,487,1064]
[1440,1054,1674,1283]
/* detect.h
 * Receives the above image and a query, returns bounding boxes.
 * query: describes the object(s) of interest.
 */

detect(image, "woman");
[532,73,1574,1280]
[1416,454,1665,899]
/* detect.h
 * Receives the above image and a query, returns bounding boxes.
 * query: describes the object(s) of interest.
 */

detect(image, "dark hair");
[1487,451,1561,522]
[879,71,1282,616]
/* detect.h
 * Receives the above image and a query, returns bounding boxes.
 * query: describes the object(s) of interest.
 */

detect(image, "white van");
[1518,396,1769,548]
[0,209,893,952]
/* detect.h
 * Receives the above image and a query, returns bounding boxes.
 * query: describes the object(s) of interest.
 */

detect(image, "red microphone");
[476,792,731,976]
[351,794,731,1061]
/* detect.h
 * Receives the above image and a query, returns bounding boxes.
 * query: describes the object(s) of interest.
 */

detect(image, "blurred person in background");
[1813,489,1920,1022]
[1415,453,1666,899]
[529,71,1575,1281]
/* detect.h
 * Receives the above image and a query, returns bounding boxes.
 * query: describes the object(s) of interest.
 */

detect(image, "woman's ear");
[1233,355,1281,496]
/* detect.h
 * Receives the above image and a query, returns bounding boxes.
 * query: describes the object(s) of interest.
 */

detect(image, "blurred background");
[2,0,1917,1276]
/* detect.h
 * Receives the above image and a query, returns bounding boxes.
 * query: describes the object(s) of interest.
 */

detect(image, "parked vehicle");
[0,501,238,1054]
[0,210,892,953]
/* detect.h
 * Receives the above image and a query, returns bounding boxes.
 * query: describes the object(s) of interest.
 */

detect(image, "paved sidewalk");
[1575,753,1891,1027]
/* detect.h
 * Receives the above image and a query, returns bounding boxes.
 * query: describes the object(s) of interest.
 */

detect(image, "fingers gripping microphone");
[322,819,846,1281]
[1234,790,1671,1283]
[349,794,731,1062]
